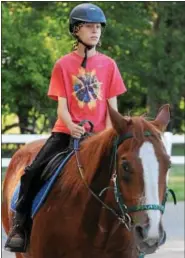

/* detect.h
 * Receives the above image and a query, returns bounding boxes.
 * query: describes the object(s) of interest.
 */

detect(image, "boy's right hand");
[67,122,85,138]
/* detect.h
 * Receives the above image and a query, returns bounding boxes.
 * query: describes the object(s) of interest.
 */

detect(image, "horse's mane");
[55,115,161,199]
[58,128,116,198]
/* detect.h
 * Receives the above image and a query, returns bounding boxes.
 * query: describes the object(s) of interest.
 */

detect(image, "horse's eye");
[121,160,131,182]
[122,160,130,172]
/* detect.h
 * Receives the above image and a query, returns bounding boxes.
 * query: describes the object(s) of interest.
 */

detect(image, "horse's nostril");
[135,225,147,240]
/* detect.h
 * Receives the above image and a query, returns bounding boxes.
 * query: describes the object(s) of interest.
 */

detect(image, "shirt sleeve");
[108,60,127,99]
[47,61,66,101]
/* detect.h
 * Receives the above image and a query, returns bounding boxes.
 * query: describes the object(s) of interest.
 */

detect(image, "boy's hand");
[67,122,85,138]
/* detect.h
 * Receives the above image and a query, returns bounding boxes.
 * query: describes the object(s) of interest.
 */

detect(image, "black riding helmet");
[69,3,106,68]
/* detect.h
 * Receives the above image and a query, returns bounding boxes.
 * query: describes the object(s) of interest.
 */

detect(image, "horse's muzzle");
[135,224,166,254]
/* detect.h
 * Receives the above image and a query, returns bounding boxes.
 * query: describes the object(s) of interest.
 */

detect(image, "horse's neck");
[81,153,137,257]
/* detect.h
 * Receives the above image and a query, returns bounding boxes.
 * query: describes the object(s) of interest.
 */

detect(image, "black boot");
[4,212,28,253]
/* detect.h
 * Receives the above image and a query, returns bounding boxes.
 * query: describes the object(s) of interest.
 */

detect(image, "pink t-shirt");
[48,51,127,134]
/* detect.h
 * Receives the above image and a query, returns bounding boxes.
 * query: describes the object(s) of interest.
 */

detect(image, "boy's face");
[76,23,101,46]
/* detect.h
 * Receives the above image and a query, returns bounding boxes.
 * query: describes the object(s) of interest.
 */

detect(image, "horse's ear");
[154,104,171,132]
[108,103,128,134]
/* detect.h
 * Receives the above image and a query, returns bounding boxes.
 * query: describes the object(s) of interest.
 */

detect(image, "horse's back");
[2,139,47,234]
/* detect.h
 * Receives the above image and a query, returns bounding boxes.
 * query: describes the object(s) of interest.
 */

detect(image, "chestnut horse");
[2,105,173,258]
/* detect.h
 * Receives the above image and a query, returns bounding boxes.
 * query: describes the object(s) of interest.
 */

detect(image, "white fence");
[2,133,184,168]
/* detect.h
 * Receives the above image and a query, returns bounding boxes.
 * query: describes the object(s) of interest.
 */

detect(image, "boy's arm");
[57,97,84,137]
[106,96,118,129]
[57,97,73,128]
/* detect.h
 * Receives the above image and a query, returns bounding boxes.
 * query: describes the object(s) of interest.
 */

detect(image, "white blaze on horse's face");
[139,141,160,239]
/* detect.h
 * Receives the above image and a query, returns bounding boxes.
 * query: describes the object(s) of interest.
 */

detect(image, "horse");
[2,104,174,258]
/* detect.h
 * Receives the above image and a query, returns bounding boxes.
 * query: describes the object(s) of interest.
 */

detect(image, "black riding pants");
[16,132,71,214]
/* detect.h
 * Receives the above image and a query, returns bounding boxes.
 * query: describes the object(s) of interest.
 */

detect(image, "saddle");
[11,121,94,218]
[40,131,93,181]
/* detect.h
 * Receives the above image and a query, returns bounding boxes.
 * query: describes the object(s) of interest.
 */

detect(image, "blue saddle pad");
[11,150,74,218]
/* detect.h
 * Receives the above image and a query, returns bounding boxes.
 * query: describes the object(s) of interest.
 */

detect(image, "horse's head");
[108,104,172,255]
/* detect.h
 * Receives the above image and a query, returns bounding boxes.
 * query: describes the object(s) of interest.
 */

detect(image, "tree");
[2,2,184,133]
[2,2,72,133]
[141,2,185,131]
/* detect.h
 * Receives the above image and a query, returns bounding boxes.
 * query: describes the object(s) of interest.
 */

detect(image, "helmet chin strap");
[77,37,95,68]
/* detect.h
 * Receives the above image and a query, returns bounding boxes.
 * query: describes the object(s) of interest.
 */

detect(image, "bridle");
[110,131,176,222]
[73,127,176,257]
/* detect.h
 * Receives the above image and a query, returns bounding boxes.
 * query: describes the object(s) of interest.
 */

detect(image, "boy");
[5,3,127,252]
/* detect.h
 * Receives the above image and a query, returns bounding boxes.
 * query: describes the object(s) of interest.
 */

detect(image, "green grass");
[2,165,184,201]
[168,165,184,202]
[172,144,184,156]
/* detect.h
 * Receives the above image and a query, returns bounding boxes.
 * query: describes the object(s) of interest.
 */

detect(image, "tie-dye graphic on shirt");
[72,68,102,109]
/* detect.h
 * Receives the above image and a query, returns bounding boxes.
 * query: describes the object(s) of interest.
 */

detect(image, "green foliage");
[2,2,185,133]
[142,2,185,128]
[2,2,72,133]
